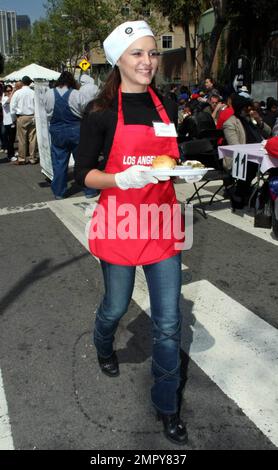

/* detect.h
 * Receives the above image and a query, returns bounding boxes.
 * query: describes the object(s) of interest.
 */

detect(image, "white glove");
[179,175,203,183]
[115,165,159,190]
[156,175,170,181]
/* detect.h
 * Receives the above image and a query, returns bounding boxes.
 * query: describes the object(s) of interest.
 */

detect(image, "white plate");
[141,166,214,183]
[141,166,214,176]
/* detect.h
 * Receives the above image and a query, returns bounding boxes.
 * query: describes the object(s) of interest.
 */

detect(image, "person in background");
[260,100,266,111]
[10,75,38,165]
[223,94,271,208]
[263,97,278,129]
[44,71,98,199]
[11,81,23,160]
[178,85,190,102]
[75,20,187,446]
[252,101,264,118]
[178,103,198,142]
[0,80,7,152]
[1,85,17,162]
[216,96,234,127]
[223,94,271,146]
[207,93,223,123]
[14,80,23,91]
[166,83,178,103]
[192,100,216,136]
[202,77,220,101]
[272,117,278,136]
[177,97,187,124]
[79,74,99,106]
[216,95,234,144]
[238,85,251,99]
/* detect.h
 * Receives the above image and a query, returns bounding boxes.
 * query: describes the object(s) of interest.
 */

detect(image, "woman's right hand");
[115,165,159,190]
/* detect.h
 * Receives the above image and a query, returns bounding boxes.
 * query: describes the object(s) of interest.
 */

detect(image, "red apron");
[89,86,184,266]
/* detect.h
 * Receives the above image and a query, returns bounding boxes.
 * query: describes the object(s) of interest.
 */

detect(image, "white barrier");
[34,80,53,180]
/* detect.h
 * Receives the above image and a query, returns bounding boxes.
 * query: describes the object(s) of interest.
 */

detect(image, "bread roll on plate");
[152,155,176,169]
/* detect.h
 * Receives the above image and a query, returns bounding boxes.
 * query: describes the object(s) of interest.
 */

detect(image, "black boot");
[97,351,119,377]
[157,412,188,445]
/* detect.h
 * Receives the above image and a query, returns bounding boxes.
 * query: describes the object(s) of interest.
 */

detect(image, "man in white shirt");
[10,75,38,165]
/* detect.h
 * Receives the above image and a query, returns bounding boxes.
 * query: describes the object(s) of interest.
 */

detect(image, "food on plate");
[152,155,176,169]
[182,160,205,169]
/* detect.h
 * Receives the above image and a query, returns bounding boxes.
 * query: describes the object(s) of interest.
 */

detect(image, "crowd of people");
[163,78,278,209]
[0,72,99,199]
[0,76,37,164]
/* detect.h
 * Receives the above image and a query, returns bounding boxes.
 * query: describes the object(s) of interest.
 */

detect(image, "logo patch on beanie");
[125,27,133,35]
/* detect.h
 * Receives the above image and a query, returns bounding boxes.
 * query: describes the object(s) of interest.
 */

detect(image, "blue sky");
[0,0,46,23]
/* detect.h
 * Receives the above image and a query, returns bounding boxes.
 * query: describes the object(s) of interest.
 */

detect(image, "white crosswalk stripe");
[0,369,14,450]
[180,280,278,447]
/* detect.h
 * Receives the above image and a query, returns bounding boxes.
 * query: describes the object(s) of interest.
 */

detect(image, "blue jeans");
[94,253,182,414]
[50,124,97,198]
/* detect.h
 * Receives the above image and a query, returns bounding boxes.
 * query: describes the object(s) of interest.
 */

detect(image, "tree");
[45,0,121,69]
[209,0,278,82]
[150,0,210,81]
[203,0,228,77]
[3,0,128,73]
[4,18,72,72]
[6,0,164,74]
[120,0,165,35]
[226,0,278,61]
[140,1,232,80]
[150,0,278,80]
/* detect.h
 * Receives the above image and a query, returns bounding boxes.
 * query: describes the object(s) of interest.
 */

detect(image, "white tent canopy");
[4,63,60,81]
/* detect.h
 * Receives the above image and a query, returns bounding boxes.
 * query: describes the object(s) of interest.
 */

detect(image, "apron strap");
[147,86,171,124]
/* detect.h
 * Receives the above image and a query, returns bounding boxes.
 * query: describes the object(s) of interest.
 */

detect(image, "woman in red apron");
[75,21,187,445]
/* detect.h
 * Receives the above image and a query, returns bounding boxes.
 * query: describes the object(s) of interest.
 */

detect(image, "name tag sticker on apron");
[153,122,177,137]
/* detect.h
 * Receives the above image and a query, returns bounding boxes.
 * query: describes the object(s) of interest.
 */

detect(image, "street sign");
[78,59,91,71]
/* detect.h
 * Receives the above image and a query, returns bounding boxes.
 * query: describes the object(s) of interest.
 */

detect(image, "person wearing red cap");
[265,136,278,158]
[75,20,187,445]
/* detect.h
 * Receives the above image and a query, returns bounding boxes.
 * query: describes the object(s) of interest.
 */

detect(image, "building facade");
[0,10,17,57]
[16,15,31,32]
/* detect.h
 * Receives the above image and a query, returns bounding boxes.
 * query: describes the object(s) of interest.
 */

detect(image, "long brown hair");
[91,67,121,112]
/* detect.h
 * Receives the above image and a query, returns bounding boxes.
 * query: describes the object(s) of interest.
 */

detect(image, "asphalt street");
[0,154,277,451]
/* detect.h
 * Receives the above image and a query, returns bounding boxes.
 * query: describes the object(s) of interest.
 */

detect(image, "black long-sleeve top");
[74,90,178,187]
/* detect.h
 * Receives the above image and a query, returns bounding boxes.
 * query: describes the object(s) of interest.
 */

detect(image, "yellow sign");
[78,59,91,71]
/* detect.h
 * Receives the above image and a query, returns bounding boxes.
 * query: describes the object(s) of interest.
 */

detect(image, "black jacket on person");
[263,110,278,129]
